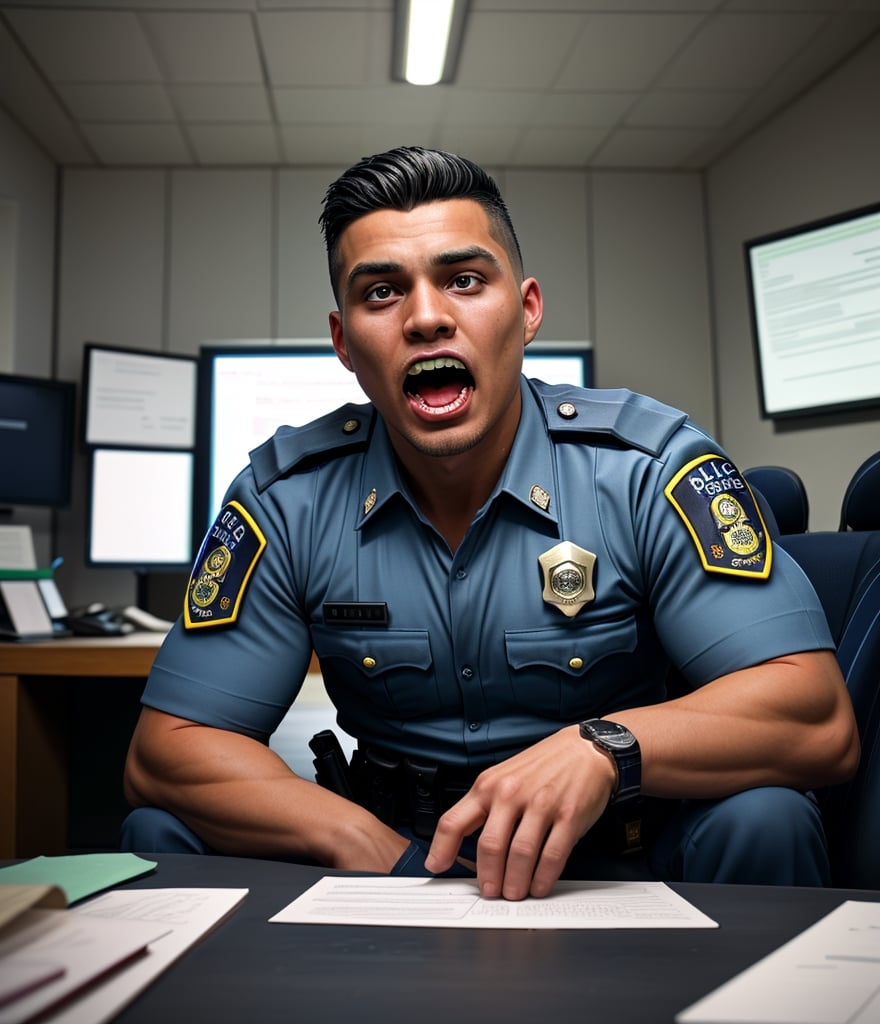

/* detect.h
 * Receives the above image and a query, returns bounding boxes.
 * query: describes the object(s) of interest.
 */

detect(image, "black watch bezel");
[579,719,641,804]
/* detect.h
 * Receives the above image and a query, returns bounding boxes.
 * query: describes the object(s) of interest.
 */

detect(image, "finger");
[424,795,488,873]
[474,803,523,899]
[526,820,581,898]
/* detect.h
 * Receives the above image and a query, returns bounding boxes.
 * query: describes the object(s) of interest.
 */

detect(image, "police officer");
[122,146,859,900]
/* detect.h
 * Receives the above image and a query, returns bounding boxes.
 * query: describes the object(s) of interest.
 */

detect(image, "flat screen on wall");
[197,341,592,529]
[745,202,880,419]
[82,343,198,449]
[0,373,75,508]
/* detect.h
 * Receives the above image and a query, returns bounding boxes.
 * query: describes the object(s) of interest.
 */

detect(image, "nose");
[403,281,455,341]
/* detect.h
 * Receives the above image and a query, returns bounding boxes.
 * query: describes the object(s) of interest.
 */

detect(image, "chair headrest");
[839,451,880,531]
[743,465,809,535]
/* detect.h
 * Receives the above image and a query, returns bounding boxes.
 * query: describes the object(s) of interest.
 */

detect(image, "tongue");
[415,381,463,407]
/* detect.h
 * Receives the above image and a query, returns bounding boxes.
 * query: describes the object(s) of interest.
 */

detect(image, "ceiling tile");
[259,10,385,87]
[591,126,715,168]
[188,123,280,164]
[555,13,705,91]
[82,122,192,164]
[171,84,271,122]
[141,11,263,83]
[531,92,637,127]
[5,8,161,82]
[0,19,92,163]
[443,89,540,127]
[658,12,827,90]
[457,12,588,90]
[625,89,749,128]
[512,125,609,167]
[58,83,175,122]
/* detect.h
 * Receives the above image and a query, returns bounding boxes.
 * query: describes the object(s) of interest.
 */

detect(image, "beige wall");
[705,34,880,531]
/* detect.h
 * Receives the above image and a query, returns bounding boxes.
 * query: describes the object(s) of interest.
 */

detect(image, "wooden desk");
[0,633,164,859]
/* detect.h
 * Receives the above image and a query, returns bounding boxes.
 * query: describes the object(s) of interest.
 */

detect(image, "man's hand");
[424,724,617,900]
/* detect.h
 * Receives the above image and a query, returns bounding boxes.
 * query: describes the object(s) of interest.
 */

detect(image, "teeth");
[407,357,466,376]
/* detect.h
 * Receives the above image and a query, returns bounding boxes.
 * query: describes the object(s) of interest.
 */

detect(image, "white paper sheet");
[270,877,719,929]
[676,900,880,1024]
[0,909,169,1024]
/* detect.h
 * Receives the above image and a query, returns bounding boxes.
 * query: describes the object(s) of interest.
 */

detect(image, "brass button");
[362,656,376,669]
[342,418,360,434]
[558,402,577,419]
[569,657,584,670]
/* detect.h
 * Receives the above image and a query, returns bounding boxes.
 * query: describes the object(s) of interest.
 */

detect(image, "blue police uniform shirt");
[142,378,832,769]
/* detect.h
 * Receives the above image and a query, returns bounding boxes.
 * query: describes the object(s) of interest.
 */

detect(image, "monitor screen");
[197,342,593,528]
[86,447,195,570]
[0,372,75,508]
[745,202,880,419]
[82,343,198,448]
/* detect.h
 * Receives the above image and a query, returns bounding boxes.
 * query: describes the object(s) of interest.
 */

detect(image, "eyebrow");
[345,246,503,294]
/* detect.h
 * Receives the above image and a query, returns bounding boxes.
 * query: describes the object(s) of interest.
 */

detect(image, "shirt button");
[461,665,474,680]
[569,657,584,670]
[468,722,481,732]
[362,657,376,669]
[456,569,467,580]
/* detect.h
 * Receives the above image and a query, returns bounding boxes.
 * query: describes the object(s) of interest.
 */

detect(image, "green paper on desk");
[0,852,157,904]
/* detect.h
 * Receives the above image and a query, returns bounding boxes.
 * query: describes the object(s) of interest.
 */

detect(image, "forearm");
[124,708,407,870]
[612,650,859,799]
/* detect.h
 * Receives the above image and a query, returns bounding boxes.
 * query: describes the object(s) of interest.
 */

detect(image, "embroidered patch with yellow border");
[664,454,772,579]
[184,500,267,629]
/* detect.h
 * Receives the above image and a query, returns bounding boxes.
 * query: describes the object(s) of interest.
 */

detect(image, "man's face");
[329,198,543,465]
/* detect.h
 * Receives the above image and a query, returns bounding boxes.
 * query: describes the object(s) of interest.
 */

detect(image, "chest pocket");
[504,618,638,720]
[311,625,442,719]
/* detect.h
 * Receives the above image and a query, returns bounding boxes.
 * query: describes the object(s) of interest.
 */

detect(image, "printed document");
[270,877,718,929]
[677,899,880,1023]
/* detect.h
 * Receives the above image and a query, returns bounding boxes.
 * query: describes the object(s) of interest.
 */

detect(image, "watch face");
[583,720,636,750]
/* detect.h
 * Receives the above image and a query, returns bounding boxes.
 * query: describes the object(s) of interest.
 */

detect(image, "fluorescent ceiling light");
[393,0,469,87]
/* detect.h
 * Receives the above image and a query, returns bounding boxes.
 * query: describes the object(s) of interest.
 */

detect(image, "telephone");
[66,603,174,636]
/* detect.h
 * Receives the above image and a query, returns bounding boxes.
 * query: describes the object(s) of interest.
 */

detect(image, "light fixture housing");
[392,0,470,86]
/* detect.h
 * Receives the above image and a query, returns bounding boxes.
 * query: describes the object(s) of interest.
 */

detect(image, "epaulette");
[530,380,689,457]
[249,402,375,491]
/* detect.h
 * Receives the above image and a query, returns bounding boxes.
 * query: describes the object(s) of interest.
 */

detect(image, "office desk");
[108,856,880,1024]
[0,633,164,859]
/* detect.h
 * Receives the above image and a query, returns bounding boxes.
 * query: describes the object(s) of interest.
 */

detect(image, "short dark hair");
[320,146,523,302]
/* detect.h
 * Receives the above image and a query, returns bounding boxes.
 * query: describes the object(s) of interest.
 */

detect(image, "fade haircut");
[320,146,524,303]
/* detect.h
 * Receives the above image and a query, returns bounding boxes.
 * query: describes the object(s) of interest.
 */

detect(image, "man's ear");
[521,277,544,345]
[329,310,354,372]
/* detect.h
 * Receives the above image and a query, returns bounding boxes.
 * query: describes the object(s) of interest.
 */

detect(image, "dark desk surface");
[110,856,880,1024]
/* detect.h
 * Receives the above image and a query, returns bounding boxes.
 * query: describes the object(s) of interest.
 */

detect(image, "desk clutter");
[0,854,245,1024]
[0,526,173,641]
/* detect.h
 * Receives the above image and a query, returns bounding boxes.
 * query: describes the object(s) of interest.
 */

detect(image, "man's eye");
[365,284,395,301]
[451,273,480,290]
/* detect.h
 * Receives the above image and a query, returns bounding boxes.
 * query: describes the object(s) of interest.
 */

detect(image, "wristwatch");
[579,719,641,804]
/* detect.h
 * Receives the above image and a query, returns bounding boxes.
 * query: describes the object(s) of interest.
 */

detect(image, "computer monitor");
[745,201,880,420]
[82,342,198,449]
[196,341,593,530]
[0,372,75,508]
[86,447,195,570]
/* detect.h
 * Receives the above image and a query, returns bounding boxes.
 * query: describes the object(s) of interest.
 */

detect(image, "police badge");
[538,541,597,618]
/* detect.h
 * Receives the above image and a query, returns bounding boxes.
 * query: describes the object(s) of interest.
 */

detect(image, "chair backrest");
[777,530,880,889]
[743,465,809,535]
[839,450,880,531]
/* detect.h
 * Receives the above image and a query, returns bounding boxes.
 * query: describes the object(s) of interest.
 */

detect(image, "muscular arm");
[123,706,409,871]
[426,650,859,900]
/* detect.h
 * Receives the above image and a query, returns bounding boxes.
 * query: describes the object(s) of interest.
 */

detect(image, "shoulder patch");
[184,501,267,629]
[664,454,772,579]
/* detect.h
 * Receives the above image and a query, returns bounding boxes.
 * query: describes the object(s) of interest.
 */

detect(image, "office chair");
[839,450,880,531]
[777,530,880,888]
[743,465,809,535]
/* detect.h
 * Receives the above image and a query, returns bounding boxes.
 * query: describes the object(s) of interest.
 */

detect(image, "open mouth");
[404,357,474,415]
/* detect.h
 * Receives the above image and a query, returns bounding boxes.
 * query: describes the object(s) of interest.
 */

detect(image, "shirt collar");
[355,377,559,530]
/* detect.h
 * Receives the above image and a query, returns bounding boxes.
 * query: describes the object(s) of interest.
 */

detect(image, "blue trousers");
[120,786,830,886]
